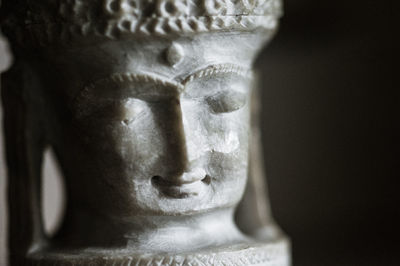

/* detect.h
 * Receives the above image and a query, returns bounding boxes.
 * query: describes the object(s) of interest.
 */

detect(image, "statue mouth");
[152,175,211,199]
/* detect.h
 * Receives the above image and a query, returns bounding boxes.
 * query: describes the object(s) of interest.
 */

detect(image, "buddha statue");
[1,0,289,265]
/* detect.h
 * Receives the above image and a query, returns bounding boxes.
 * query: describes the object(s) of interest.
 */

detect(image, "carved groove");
[87,72,185,92]
[79,64,252,100]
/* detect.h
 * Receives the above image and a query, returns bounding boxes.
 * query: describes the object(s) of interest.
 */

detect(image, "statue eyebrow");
[85,72,184,93]
[181,64,253,85]
[74,72,184,104]
[74,63,252,103]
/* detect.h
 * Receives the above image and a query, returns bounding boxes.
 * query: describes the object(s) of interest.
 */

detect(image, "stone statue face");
[44,35,258,218]
[2,0,289,262]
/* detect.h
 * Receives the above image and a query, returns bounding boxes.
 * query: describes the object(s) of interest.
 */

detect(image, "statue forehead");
[72,64,253,108]
[49,32,265,78]
[45,33,262,99]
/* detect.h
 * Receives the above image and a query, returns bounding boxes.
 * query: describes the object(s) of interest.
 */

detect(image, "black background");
[257,0,397,265]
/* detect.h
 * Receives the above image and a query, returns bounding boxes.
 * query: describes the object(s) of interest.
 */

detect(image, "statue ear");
[2,62,46,263]
[235,75,282,240]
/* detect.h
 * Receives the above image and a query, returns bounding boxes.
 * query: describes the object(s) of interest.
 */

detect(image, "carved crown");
[0,0,282,47]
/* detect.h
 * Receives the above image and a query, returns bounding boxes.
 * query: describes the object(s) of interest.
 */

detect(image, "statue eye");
[119,98,147,126]
[206,91,247,114]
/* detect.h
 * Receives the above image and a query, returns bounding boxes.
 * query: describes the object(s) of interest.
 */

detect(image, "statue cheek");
[181,100,247,156]
[208,130,241,154]
[114,119,167,166]
[204,110,249,154]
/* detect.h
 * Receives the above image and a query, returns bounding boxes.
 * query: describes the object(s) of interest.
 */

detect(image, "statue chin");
[1,0,290,265]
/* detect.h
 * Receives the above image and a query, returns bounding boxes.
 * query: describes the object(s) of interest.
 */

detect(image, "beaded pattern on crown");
[0,0,282,47]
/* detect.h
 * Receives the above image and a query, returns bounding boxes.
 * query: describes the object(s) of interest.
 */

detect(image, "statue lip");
[152,175,211,199]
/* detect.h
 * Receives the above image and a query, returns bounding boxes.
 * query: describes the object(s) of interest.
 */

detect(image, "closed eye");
[206,90,247,114]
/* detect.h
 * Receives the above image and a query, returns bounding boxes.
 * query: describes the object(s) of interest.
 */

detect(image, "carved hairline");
[80,63,253,99]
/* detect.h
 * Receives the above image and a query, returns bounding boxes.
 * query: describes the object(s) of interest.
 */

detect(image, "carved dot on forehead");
[166,43,184,66]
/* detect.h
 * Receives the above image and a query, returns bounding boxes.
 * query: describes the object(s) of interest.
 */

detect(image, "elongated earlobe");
[235,77,283,240]
[2,63,46,265]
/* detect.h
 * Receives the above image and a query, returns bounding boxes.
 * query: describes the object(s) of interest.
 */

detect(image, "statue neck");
[57,207,248,253]
[126,208,248,252]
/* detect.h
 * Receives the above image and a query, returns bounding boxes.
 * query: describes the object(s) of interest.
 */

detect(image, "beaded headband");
[0,0,282,47]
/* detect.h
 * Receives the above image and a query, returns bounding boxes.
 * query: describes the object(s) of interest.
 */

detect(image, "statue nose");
[155,98,208,185]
